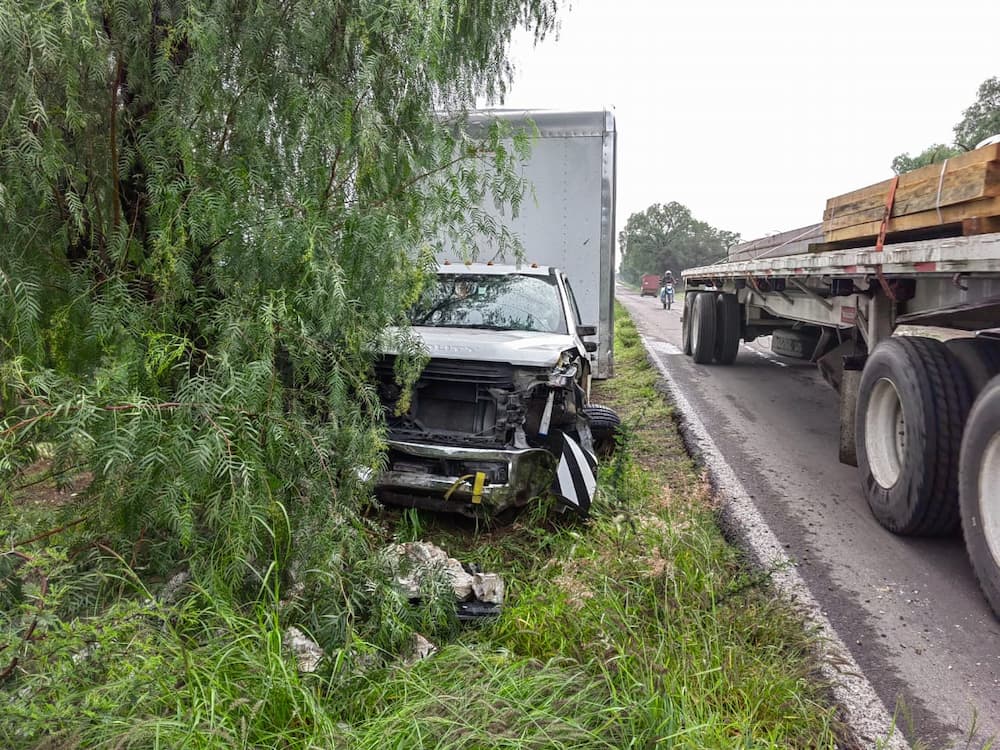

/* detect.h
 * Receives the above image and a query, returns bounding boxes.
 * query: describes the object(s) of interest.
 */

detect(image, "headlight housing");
[548,350,580,388]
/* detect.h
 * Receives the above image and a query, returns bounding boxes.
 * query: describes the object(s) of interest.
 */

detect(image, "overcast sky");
[497,0,999,243]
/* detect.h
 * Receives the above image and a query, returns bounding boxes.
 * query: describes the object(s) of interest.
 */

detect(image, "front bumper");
[376,439,557,515]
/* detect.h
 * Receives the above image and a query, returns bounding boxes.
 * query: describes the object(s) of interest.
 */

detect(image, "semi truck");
[680,144,1000,617]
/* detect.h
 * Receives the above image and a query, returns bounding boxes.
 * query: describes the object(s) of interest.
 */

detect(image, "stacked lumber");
[820,143,1000,248]
[728,223,823,262]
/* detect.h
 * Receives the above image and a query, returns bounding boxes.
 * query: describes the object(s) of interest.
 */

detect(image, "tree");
[954,76,1000,150]
[891,144,963,175]
[618,202,739,284]
[891,75,1000,173]
[0,0,558,714]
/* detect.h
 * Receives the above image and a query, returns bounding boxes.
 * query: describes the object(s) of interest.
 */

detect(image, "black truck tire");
[690,292,717,364]
[946,338,1000,395]
[959,375,1000,618]
[714,294,741,365]
[856,336,972,536]
[682,292,696,356]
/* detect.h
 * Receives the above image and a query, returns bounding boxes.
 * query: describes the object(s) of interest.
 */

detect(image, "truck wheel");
[714,294,741,365]
[856,336,972,535]
[946,338,1000,395]
[959,375,1000,618]
[584,403,621,454]
[690,293,717,364]
[682,293,697,355]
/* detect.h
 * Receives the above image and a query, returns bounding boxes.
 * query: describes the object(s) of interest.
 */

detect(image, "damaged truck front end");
[374,266,601,517]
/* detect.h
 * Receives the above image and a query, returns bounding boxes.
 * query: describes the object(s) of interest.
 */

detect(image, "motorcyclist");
[659,270,675,308]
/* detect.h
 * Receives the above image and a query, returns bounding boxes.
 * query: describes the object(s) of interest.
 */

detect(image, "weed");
[2,304,852,749]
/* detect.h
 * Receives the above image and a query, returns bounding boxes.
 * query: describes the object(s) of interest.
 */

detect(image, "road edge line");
[637,331,910,750]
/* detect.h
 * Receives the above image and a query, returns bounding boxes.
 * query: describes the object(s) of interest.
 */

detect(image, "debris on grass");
[388,540,506,619]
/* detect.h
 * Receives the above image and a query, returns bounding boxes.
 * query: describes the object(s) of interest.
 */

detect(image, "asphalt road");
[618,286,1000,749]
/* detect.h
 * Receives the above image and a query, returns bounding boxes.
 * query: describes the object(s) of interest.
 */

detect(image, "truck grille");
[375,356,514,387]
[375,356,516,446]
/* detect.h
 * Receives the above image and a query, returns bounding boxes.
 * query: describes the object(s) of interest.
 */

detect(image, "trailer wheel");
[690,292,717,364]
[959,375,1000,617]
[856,337,972,535]
[714,294,741,365]
[682,292,697,356]
[946,338,1000,395]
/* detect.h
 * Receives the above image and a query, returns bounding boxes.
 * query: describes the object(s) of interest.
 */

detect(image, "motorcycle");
[660,283,674,310]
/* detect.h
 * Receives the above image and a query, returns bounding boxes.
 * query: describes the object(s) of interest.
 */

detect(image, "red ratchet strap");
[874,175,899,302]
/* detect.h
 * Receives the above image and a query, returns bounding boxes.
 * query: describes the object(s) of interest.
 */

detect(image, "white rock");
[472,573,505,604]
[403,633,438,665]
[158,571,191,605]
[394,541,474,600]
[283,626,323,673]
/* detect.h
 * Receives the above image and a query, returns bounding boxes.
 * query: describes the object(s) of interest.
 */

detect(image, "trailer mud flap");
[551,432,598,515]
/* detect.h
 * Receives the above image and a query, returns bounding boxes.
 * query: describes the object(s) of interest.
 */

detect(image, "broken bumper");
[376,439,557,514]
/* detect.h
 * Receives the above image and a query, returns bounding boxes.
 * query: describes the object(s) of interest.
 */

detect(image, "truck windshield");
[410,274,567,334]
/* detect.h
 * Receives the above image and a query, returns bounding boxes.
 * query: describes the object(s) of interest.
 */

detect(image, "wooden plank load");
[727,223,823,262]
[816,142,1000,251]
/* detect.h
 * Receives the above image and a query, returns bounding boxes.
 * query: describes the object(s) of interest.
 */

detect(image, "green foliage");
[1,0,559,742]
[3,586,351,749]
[891,143,963,175]
[1,305,853,747]
[0,0,557,586]
[341,647,614,749]
[618,202,739,284]
[954,77,1000,150]
[891,75,1000,172]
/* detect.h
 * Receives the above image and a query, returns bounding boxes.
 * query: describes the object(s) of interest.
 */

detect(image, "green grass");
[2,304,853,749]
[340,303,849,749]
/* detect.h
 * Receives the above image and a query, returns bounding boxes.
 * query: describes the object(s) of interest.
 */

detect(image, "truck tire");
[584,403,621,454]
[856,336,972,535]
[690,292,717,364]
[959,375,1000,618]
[682,293,697,355]
[714,294,741,365]
[946,338,1000,395]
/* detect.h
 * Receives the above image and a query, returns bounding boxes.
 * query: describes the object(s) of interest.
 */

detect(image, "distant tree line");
[618,202,739,284]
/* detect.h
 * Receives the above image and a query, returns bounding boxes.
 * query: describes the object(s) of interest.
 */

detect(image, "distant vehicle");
[640,274,660,296]
[660,281,674,310]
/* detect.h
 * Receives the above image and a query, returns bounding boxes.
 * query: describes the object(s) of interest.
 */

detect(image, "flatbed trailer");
[681,230,1000,617]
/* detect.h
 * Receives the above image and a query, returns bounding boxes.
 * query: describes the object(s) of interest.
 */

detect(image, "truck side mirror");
[584,341,598,352]
[577,325,597,337]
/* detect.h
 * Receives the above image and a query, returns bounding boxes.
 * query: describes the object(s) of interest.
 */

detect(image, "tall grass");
[338,306,847,749]
[2,305,848,749]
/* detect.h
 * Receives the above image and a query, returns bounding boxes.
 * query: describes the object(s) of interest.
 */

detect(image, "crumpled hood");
[399,327,578,368]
